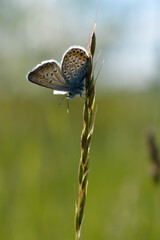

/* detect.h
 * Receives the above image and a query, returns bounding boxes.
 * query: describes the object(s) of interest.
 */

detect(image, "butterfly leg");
[67,99,70,114]
[59,95,66,106]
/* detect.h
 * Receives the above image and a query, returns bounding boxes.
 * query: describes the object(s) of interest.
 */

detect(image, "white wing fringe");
[53,90,68,95]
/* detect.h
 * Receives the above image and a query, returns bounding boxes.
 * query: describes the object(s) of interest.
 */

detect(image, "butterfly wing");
[61,47,89,87]
[27,60,69,91]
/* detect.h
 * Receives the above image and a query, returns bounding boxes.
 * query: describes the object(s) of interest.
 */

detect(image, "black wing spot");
[39,79,44,83]
[73,73,77,77]
[66,65,69,69]
[63,70,67,74]
[53,69,58,73]
[46,73,49,77]
[67,75,71,79]
[51,72,53,76]
[71,68,75,72]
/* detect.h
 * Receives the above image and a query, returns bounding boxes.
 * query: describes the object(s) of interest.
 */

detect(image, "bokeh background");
[1,0,160,239]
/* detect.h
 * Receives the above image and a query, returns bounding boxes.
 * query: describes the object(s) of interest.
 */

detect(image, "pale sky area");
[0,0,160,93]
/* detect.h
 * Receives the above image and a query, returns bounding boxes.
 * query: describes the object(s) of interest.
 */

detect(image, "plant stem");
[75,25,96,240]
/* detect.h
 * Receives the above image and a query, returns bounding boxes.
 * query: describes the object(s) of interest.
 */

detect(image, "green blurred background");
[1,0,160,239]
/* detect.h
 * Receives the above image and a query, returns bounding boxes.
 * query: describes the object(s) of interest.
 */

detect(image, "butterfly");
[26,46,89,99]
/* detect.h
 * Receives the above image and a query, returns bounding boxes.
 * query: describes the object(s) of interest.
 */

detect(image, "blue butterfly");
[26,46,89,99]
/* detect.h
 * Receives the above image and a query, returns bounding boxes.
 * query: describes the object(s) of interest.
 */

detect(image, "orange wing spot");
[83,57,87,62]
[65,56,68,61]
[76,52,80,57]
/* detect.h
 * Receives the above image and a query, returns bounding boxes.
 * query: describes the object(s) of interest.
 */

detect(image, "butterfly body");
[27,46,89,99]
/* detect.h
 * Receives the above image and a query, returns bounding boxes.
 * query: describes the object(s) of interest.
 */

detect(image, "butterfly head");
[66,80,85,99]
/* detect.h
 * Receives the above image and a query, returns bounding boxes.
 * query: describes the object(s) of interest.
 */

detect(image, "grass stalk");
[147,129,160,183]
[75,25,97,240]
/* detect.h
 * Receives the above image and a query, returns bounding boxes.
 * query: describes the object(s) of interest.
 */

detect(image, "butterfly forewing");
[61,47,89,86]
[27,60,69,91]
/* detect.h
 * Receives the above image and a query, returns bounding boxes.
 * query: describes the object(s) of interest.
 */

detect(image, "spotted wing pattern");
[27,60,69,91]
[61,47,89,86]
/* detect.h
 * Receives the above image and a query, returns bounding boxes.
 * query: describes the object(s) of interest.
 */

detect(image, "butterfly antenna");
[86,20,92,52]
[67,99,70,114]
[95,60,104,83]
[58,95,66,106]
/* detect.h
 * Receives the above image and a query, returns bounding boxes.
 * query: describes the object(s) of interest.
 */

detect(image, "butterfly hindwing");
[61,47,89,86]
[27,60,69,91]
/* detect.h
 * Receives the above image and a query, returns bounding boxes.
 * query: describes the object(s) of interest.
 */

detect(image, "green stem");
[75,26,96,240]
